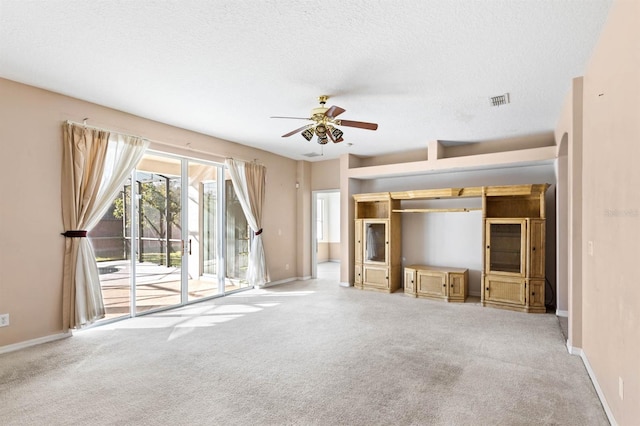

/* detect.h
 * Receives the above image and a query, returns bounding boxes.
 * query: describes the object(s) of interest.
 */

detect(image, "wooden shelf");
[391,186,483,200]
[392,208,482,213]
[484,184,549,197]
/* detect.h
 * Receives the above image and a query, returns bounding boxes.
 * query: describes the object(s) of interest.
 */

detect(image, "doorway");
[311,190,340,279]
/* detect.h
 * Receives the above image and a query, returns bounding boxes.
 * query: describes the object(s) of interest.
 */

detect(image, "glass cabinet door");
[364,221,387,263]
[486,220,524,275]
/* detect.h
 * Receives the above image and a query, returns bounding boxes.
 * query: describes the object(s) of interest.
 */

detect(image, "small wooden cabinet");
[404,265,468,303]
[354,193,401,293]
[482,185,548,313]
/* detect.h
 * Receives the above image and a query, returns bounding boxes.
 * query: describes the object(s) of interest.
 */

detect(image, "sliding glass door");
[225,174,250,290]
[133,154,183,313]
[89,178,133,320]
[91,152,254,321]
[187,161,224,301]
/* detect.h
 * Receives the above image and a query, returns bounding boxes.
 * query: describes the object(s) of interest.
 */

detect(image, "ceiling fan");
[271,95,378,145]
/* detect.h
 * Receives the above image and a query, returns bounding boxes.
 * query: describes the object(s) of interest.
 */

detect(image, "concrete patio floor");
[98,260,247,319]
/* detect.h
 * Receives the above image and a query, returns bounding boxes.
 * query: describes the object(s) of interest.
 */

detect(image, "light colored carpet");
[0,263,607,425]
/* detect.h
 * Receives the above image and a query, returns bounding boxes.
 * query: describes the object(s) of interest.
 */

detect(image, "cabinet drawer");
[417,271,446,297]
[484,276,525,305]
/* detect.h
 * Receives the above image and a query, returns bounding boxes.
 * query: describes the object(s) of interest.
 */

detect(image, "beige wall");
[311,159,339,191]
[296,161,312,279]
[579,0,640,423]
[555,78,585,349]
[317,243,341,263]
[0,78,299,348]
[317,242,329,263]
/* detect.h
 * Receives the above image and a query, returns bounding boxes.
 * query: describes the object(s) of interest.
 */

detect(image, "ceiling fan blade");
[336,120,378,131]
[325,105,346,119]
[282,124,313,138]
[271,116,311,120]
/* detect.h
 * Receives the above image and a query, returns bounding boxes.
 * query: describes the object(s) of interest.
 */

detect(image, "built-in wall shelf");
[354,183,550,314]
[391,187,483,200]
[392,208,482,213]
[346,146,557,180]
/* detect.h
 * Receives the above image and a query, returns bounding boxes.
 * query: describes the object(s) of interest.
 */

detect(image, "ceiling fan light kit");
[272,95,378,145]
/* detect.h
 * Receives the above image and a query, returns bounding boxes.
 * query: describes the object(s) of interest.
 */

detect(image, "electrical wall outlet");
[0,313,9,327]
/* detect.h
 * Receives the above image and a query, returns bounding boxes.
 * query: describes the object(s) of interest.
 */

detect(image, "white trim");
[468,290,482,297]
[0,331,72,355]
[340,281,352,287]
[258,277,299,288]
[567,344,618,426]
[566,342,582,356]
[556,309,569,317]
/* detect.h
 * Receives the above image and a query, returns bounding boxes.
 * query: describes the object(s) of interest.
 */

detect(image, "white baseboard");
[259,277,296,288]
[556,309,569,317]
[567,344,618,426]
[0,331,72,355]
[468,290,481,297]
[339,281,352,287]
[259,276,313,288]
[566,342,582,356]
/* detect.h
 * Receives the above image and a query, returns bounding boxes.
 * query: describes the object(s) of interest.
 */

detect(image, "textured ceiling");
[0,0,612,161]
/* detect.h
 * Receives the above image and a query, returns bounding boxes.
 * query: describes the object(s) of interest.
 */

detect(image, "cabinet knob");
[411,280,414,283]
[450,284,454,287]
[532,247,536,251]
[532,292,536,296]
[486,287,489,291]
[486,245,490,249]
[442,284,446,287]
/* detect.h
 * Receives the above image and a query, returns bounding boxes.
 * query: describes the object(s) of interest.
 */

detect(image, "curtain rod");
[65,119,151,143]
[65,119,260,164]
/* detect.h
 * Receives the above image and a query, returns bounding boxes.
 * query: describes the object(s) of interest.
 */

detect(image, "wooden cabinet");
[354,219,363,264]
[353,184,548,314]
[404,267,416,296]
[404,265,468,303]
[482,185,548,313]
[354,193,401,293]
[449,272,466,300]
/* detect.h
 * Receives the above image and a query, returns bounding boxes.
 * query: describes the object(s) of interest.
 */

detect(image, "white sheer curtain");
[62,123,148,329]
[225,159,268,287]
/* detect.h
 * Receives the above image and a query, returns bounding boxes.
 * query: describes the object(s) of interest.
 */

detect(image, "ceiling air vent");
[302,152,322,158]
[489,93,510,107]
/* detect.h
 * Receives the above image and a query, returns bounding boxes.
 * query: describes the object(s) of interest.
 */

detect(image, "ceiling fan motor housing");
[311,107,329,121]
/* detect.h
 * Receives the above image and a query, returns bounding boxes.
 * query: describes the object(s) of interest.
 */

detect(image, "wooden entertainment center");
[354,184,549,313]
